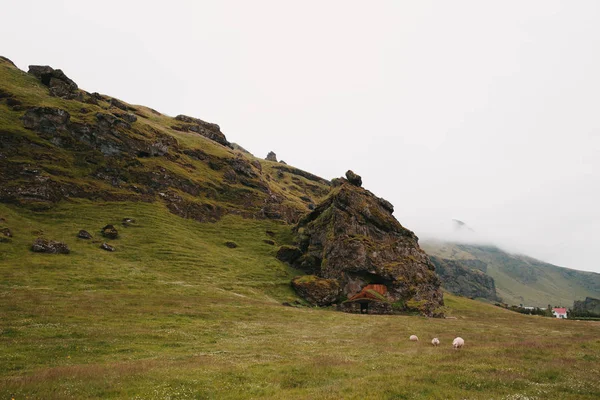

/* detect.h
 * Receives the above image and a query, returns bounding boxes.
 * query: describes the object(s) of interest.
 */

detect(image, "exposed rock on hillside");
[28,65,79,99]
[1,56,331,226]
[101,224,119,239]
[266,151,277,162]
[173,114,231,148]
[345,170,362,187]
[100,243,115,252]
[31,237,70,254]
[290,174,444,316]
[77,230,92,239]
[429,256,499,301]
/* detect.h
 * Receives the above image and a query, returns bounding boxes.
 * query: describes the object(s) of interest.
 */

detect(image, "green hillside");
[2,201,600,399]
[422,240,600,307]
[2,57,600,399]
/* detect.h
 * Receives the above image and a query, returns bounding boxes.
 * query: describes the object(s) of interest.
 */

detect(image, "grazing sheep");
[409,335,419,341]
[431,338,440,346]
[452,337,464,350]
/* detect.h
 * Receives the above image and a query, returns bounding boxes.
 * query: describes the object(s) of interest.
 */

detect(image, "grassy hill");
[422,240,600,307]
[2,201,600,399]
[1,57,600,399]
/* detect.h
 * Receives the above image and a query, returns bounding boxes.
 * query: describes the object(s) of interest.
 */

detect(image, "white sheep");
[452,337,464,350]
[431,337,440,346]
[409,335,419,341]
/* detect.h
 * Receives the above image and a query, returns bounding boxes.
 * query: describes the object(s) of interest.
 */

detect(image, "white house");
[552,307,568,319]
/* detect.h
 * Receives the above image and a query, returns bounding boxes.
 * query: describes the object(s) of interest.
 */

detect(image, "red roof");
[553,308,567,314]
[348,284,388,301]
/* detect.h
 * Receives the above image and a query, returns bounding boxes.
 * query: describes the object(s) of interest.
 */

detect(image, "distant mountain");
[421,240,600,307]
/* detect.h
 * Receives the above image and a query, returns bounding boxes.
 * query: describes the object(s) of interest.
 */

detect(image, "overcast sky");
[2,1,600,272]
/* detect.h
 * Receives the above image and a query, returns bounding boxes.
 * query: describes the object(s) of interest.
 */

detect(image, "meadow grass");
[0,201,599,399]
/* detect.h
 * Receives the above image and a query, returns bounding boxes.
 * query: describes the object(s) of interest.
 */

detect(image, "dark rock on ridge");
[173,114,231,148]
[266,151,277,162]
[32,237,70,254]
[290,179,444,316]
[345,170,362,187]
[28,65,79,99]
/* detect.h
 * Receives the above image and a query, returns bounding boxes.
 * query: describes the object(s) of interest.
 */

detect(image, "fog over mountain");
[2,0,599,272]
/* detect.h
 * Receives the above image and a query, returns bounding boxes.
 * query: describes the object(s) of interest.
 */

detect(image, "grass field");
[1,201,599,399]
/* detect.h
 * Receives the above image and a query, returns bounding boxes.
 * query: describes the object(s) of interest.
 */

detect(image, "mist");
[2,0,599,272]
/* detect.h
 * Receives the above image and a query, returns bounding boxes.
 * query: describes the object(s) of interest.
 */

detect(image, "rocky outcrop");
[21,107,176,157]
[291,275,340,306]
[173,115,231,148]
[289,174,444,316]
[266,151,277,162]
[31,237,70,254]
[430,256,499,301]
[345,170,362,187]
[2,58,331,226]
[28,65,79,99]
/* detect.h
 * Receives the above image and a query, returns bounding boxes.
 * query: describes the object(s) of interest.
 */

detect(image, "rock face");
[430,256,499,301]
[21,107,176,157]
[291,177,444,316]
[291,275,340,306]
[173,115,231,148]
[31,238,70,254]
[28,65,79,99]
[266,151,277,162]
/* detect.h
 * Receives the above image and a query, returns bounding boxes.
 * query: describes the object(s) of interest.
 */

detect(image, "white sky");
[2,1,600,272]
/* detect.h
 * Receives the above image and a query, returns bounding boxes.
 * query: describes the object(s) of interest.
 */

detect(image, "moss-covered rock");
[291,275,340,306]
[292,178,444,316]
[101,224,119,239]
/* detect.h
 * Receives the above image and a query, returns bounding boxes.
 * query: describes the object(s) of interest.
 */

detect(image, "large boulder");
[28,65,79,99]
[292,275,340,306]
[345,170,362,187]
[31,238,70,254]
[292,178,444,316]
